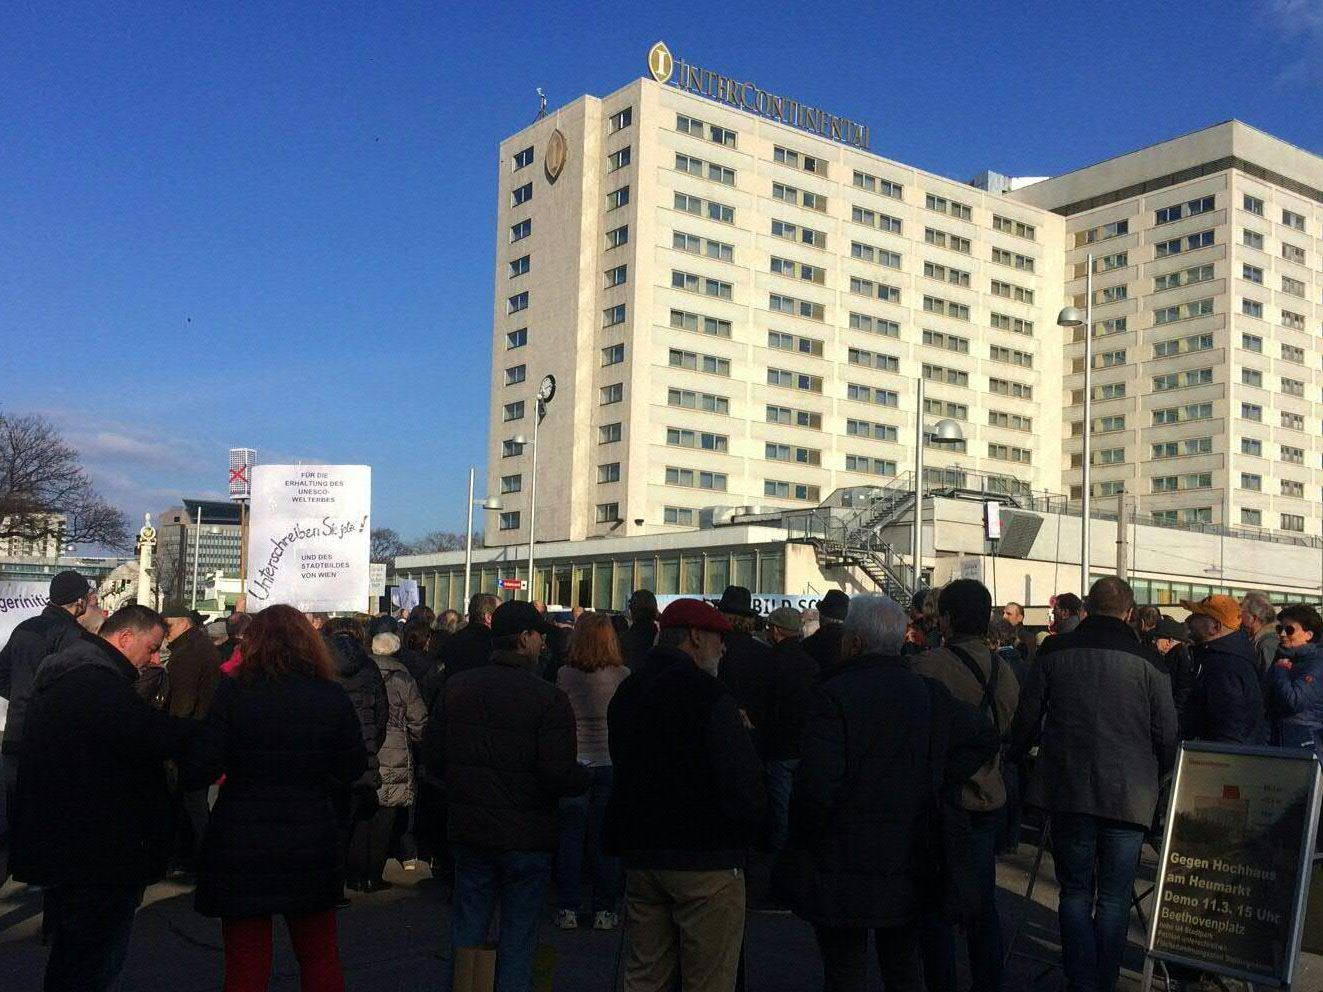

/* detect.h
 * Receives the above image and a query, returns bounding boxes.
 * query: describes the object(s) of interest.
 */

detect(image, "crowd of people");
[0,567,1321,992]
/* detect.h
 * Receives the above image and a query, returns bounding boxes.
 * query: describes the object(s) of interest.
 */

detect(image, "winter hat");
[817,590,849,623]
[49,570,90,607]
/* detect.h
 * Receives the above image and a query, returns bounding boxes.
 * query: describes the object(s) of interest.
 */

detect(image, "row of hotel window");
[1075,437,1314,464]
[1077,403,1318,433]
[1077,194,1316,245]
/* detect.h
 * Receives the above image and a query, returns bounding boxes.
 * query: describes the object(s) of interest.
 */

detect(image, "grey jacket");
[1252,627,1280,678]
[372,654,427,807]
[1010,614,1178,830]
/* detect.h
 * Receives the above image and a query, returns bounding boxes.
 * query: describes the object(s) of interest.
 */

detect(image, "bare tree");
[0,411,129,550]
[409,530,479,554]
[370,527,412,564]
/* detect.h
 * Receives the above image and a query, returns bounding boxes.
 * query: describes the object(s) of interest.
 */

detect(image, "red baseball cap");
[659,598,732,634]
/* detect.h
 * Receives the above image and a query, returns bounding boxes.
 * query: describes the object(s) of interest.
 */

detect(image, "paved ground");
[0,844,1316,990]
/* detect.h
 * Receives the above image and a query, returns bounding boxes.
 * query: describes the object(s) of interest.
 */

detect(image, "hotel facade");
[396,50,1323,612]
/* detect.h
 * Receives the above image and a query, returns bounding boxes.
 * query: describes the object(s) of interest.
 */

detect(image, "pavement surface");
[1,842,1318,990]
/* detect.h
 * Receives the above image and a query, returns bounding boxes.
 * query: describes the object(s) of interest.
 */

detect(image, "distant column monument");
[135,513,157,608]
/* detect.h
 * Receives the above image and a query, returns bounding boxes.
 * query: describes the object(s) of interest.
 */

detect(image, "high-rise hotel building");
[487,52,1323,550]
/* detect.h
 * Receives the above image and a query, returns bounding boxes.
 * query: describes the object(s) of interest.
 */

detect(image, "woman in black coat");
[185,605,367,992]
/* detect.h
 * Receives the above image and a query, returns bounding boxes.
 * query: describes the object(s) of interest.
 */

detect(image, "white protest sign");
[0,581,48,650]
[368,563,388,598]
[246,465,371,612]
[392,579,419,611]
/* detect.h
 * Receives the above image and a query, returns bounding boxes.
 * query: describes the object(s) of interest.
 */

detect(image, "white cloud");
[1266,0,1323,85]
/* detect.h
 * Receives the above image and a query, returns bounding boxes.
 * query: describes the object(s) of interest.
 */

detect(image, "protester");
[803,589,848,673]
[1010,577,1178,992]
[761,607,818,859]
[1147,616,1198,714]
[1181,595,1266,744]
[606,597,766,992]
[424,600,588,991]
[1266,605,1323,753]
[438,609,462,634]
[397,616,435,685]
[912,579,1019,992]
[10,604,195,992]
[778,594,997,992]
[1001,600,1036,665]
[619,589,660,670]
[1240,591,1279,678]
[218,612,251,666]
[717,585,774,747]
[986,617,1028,856]
[553,612,630,930]
[185,604,368,992]
[434,593,499,679]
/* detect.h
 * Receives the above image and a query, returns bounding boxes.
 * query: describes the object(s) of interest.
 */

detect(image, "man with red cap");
[606,598,767,992]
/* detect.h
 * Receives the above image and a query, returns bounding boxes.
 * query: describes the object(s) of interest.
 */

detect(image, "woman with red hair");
[184,605,367,992]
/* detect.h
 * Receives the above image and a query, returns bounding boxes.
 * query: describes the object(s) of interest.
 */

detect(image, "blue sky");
[3,1,1321,542]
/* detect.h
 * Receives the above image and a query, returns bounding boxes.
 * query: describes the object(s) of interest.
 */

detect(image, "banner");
[0,581,47,650]
[1145,743,1322,988]
[655,593,821,616]
[245,465,371,612]
[392,579,419,611]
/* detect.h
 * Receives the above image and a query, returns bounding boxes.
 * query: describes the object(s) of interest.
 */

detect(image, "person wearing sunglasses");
[1267,606,1323,754]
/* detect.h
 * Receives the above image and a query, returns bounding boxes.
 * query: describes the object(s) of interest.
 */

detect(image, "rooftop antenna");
[535,87,548,120]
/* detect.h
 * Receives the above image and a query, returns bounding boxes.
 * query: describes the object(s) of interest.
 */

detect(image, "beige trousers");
[622,867,745,992]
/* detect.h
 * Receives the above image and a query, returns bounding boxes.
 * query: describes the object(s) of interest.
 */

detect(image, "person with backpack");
[911,579,1020,992]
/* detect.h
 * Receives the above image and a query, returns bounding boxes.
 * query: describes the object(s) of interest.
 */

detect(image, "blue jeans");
[554,764,621,913]
[1050,813,1145,992]
[764,758,797,853]
[449,844,551,992]
[921,808,1002,992]
[44,883,143,992]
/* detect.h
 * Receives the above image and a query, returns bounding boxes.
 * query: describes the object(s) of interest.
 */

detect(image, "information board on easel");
[1141,743,1322,990]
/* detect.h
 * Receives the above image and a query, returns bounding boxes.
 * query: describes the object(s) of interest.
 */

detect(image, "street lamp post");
[910,376,965,593]
[463,466,502,607]
[190,504,203,611]
[512,375,556,603]
[1057,251,1095,599]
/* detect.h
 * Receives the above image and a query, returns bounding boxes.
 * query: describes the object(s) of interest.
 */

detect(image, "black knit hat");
[49,570,90,607]
[817,590,850,622]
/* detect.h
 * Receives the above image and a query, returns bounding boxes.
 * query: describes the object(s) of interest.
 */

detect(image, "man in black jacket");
[716,585,774,748]
[784,594,997,992]
[803,589,848,674]
[1181,594,1266,744]
[425,599,588,992]
[11,604,195,992]
[606,598,767,992]
[1010,578,1178,992]
[0,569,90,885]
[762,607,818,856]
[435,592,498,679]
[620,589,660,670]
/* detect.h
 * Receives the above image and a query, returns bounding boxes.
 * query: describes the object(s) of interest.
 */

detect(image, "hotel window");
[849,312,900,337]
[1077,219,1129,244]
[922,363,969,386]
[922,295,970,320]
[767,367,823,392]
[1153,333,1213,357]
[1154,264,1213,291]
[988,444,1032,464]
[667,388,729,414]
[709,125,737,147]
[989,378,1032,399]
[505,328,527,350]
[989,312,1034,335]
[608,107,632,132]
[1098,251,1128,271]
[1241,402,1262,421]
[604,263,627,288]
[1283,208,1307,231]
[990,279,1034,304]
[846,419,899,441]
[499,511,521,531]
[1155,230,1215,257]
[507,291,529,314]
[1098,284,1128,304]
[849,347,900,372]
[669,309,731,338]
[509,255,530,278]
[1097,415,1126,432]
[1282,309,1306,330]
[1282,276,1306,297]
[765,442,821,465]
[1242,263,1263,284]
[991,345,1033,367]
[1241,437,1263,456]
[601,343,624,366]
[991,247,1035,271]
[501,439,521,457]
[1283,243,1306,264]
[1152,368,1212,389]
[666,428,730,452]
[923,261,971,287]
[1243,194,1264,215]
[1283,514,1306,532]
[1282,377,1305,397]
[770,257,826,284]
[924,228,972,254]
[925,398,969,420]
[665,466,727,491]
[1154,298,1213,324]
[608,146,631,171]
[1241,333,1262,352]
[605,224,628,248]
[993,215,1037,240]
[512,146,534,170]
[1243,229,1265,250]
[675,152,703,176]
[768,331,824,356]
[510,218,531,242]
[764,480,821,501]
[502,400,525,422]
[1242,508,1263,527]
[770,294,826,320]
[599,423,621,444]
[1282,411,1305,430]
[499,474,522,494]
[1242,298,1263,318]
[1242,368,1264,387]
[676,114,704,136]
[511,182,533,207]
[595,503,620,523]
[708,164,736,185]
[988,411,1033,431]
[607,186,630,210]
[597,463,621,484]
[663,506,695,526]
[603,304,626,327]
[1154,195,1214,225]
[925,194,972,220]
[923,329,970,353]
[1282,343,1305,364]
[600,383,623,405]
[504,364,526,386]
[1282,445,1306,465]
[1096,382,1126,400]
[847,382,899,406]
[1282,479,1305,498]
[844,455,897,476]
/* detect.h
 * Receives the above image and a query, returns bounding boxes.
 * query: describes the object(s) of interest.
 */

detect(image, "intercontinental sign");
[648,41,870,150]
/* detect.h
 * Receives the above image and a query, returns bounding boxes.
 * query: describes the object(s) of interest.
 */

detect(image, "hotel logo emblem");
[545,128,567,183]
[648,41,673,84]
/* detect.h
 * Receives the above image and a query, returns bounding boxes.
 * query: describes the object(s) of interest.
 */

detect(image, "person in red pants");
[182,605,368,991]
